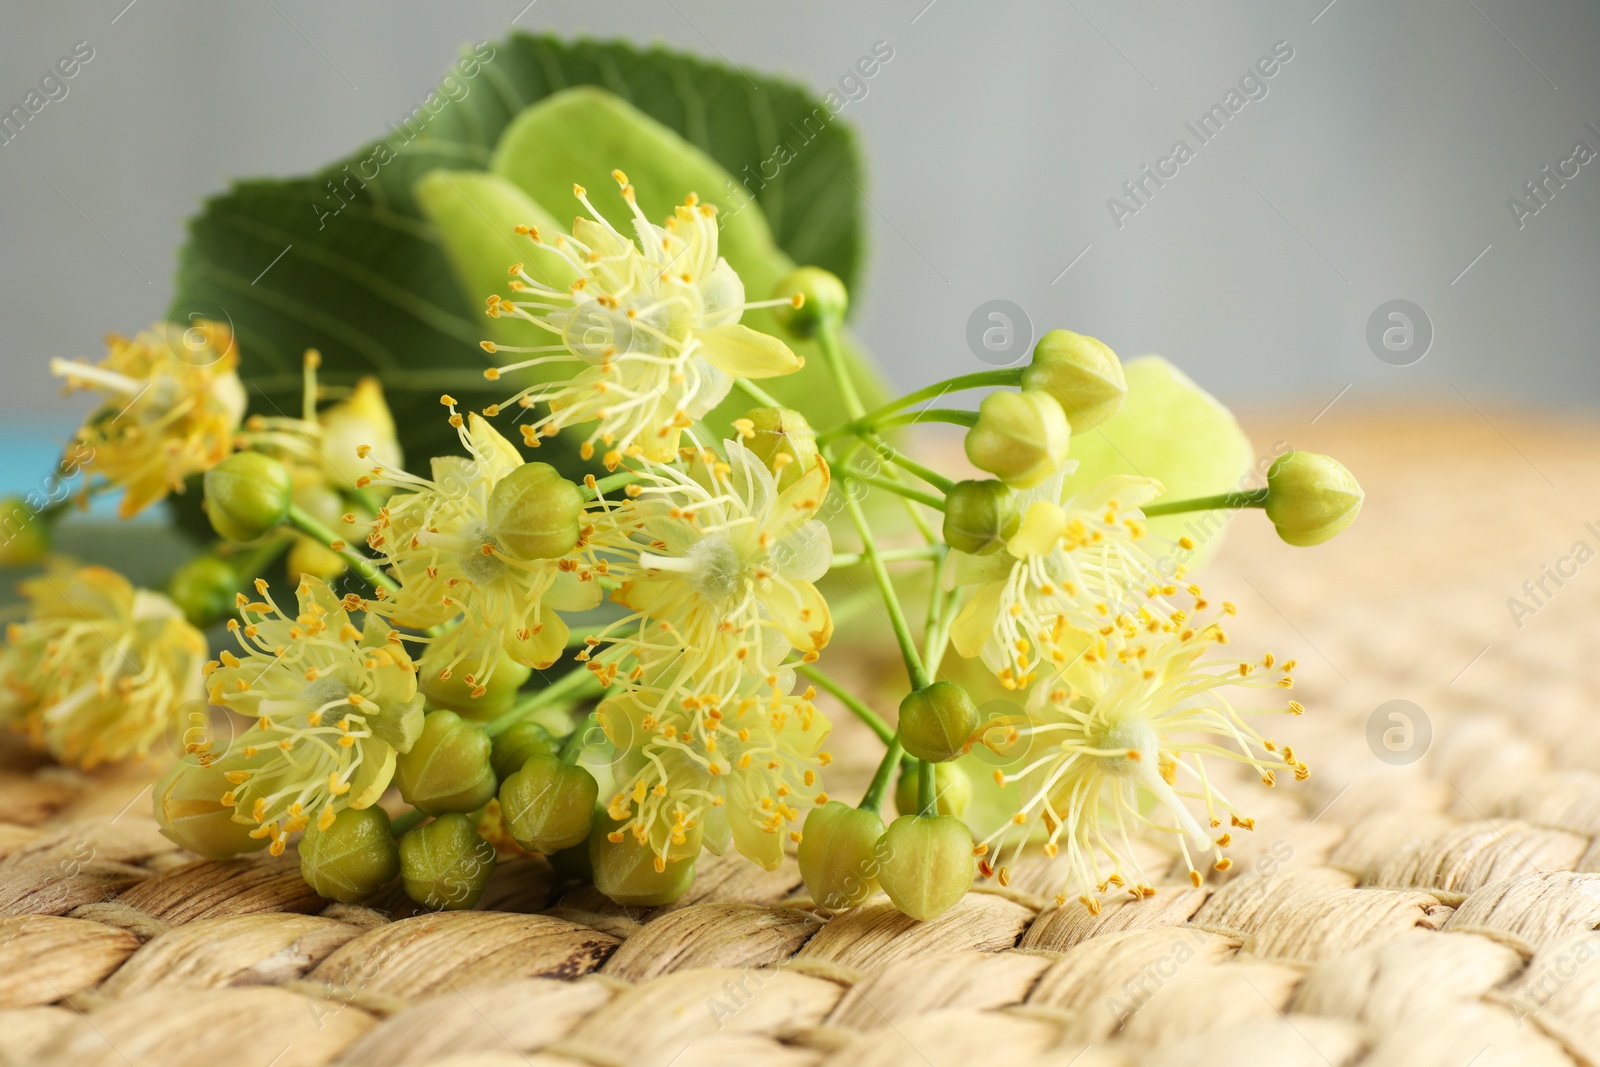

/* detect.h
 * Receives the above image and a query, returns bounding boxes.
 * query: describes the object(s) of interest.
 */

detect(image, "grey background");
[3,0,1598,448]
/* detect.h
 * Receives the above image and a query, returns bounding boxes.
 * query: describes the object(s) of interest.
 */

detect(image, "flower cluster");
[362,403,602,691]
[195,576,425,854]
[482,171,802,466]
[9,169,1361,922]
[50,321,245,518]
[595,666,830,872]
[235,350,405,582]
[0,564,206,766]
[973,603,1307,912]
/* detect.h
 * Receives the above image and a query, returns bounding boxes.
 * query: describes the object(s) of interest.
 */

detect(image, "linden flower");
[481,171,803,466]
[976,609,1307,914]
[596,667,831,871]
[583,440,832,687]
[202,576,424,855]
[948,473,1176,690]
[365,402,601,690]
[237,349,403,493]
[0,564,206,767]
[51,321,246,518]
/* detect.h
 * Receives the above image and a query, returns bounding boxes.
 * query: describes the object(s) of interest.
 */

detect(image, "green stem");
[867,437,957,493]
[917,758,938,817]
[390,808,427,836]
[730,376,785,411]
[829,544,944,569]
[816,320,867,421]
[817,368,1022,444]
[859,734,904,813]
[874,409,978,432]
[559,712,593,765]
[484,665,600,738]
[923,550,949,657]
[844,471,945,512]
[285,505,398,592]
[841,489,931,691]
[796,665,894,744]
[1142,488,1269,517]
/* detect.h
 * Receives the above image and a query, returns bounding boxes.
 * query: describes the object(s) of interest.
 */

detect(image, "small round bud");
[423,650,532,721]
[942,480,1019,555]
[963,390,1070,489]
[287,536,349,582]
[897,682,980,763]
[770,267,848,338]
[0,498,48,567]
[299,806,400,902]
[894,762,972,818]
[486,462,583,560]
[490,721,558,781]
[499,755,598,853]
[153,759,271,860]
[874,814,975,922]
[203,451,293,542]
[798,801,885,910]
[166,555,238,628]
[591,814,699,906]
[394,710,497,815]
[1022,330,1127,432]
[1264,451,1364,547]
[740,407,818,491]
[398,812,497,910]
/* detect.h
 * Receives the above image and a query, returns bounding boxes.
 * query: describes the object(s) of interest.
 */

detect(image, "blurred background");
[2,0,1597,486]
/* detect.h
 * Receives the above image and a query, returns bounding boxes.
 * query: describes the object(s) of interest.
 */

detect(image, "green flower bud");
[770,266,848,338]
[797,801,885,910]
[423,650,532,721]
[942,479,1019,556]
[875,814,975,922]
[964,390,1070,489]
[287,536,348,582]
[299,806,400,903]
[490,721,559,781]
[203,452,293,542]
[1022,329,1127,432]
[0,498,48,567]
[590,813,698,906]
[894,762,972,818]
[394,710,497,815]
[153,759,271,860]
[166,555,238,628]
[897,682,980,763]
[739,408,818,491]
[398,812,497,910]
[499,754,598,853]
[1264,451,1364,547]
[486,462,583,561]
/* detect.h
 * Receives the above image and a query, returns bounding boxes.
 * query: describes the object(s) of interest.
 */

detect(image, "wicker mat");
[1,407,1598,1067]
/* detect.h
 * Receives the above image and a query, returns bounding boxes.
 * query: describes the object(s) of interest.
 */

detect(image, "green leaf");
[169,34,872,467]
[412,170,569,354]
[1060,357,1255,566]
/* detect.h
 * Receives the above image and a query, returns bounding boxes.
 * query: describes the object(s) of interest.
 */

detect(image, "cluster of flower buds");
[8,171,1364,924]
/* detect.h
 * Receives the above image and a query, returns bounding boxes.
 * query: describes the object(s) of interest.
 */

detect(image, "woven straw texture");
[0,408,1597,1067]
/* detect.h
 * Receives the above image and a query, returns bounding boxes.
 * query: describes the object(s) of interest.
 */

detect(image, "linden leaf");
[169,33,874,469]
